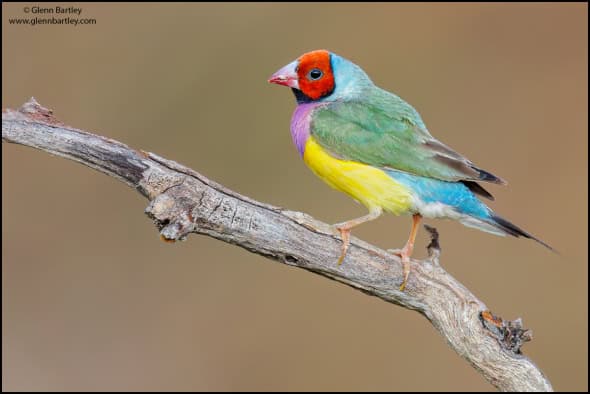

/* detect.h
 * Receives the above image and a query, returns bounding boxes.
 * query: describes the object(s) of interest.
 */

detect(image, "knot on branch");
[480,310,533,355]
[145,191,195,242]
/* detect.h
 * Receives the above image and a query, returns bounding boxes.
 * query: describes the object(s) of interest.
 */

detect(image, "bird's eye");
[308,68,323,81]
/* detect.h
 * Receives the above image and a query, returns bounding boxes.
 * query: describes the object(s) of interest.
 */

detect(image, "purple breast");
[290,103,323,157]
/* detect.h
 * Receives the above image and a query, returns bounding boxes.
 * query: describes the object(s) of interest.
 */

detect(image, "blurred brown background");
[2,3,587,391]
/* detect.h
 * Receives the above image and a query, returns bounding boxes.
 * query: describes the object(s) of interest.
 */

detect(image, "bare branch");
[2,98,553,392]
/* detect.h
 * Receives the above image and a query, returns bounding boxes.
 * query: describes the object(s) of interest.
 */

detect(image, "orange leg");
[334,208,382,265]
[390,214,422,291]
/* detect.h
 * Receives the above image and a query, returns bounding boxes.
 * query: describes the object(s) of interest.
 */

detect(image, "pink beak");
[268,60,299,89]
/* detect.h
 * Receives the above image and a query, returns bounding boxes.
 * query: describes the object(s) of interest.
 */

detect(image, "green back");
[310,88,497,183]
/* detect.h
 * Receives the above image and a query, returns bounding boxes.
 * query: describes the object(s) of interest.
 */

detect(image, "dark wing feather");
[461,180,495,200]
[425,139,507,185]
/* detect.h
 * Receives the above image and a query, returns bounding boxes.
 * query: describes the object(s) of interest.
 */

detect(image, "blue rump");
[386,169,492,219]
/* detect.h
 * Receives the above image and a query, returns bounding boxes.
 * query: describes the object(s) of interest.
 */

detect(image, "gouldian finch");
[269,50,552,290]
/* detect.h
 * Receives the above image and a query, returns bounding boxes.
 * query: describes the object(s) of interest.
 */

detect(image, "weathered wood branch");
[2,98,552,392]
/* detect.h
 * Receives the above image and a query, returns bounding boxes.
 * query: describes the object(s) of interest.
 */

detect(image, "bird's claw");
[387,248,412,291]
[399,257,411,291]
[335,225,350,265]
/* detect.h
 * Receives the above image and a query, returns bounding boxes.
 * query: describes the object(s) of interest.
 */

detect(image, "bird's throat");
[291,88,314,104]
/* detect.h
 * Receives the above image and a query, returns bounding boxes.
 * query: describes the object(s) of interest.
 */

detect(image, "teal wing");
[310,93,506,189]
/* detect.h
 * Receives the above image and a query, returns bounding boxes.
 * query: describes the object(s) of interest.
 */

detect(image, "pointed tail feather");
[471,165,508,185]
[489,214,555,252]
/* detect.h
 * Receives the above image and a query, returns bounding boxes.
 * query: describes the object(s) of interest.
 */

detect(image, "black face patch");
[291,88,314,104]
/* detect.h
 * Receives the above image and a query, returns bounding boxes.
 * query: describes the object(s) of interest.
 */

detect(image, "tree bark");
[2,98,553,392]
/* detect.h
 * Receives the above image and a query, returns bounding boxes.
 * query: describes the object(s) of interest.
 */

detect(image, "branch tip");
[16,97,62,125]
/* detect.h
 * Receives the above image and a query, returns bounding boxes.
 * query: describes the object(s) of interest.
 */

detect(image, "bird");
[268,49,552,290]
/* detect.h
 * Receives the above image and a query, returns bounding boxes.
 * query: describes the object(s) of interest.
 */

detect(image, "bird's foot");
[330,210,383,266]
[388,247,413,291]
[334,224,351,265]
[387,248,404,256]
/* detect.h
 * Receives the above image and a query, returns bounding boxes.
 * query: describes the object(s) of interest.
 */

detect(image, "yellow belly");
[303,137,413,215]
